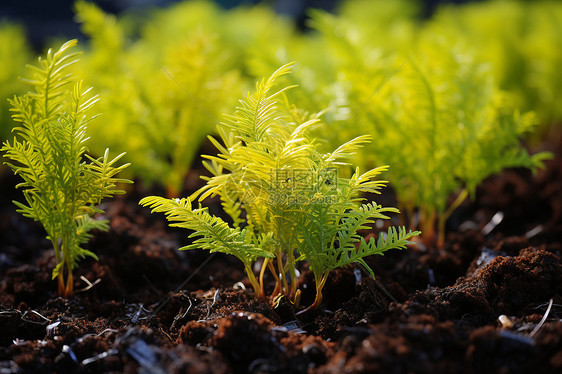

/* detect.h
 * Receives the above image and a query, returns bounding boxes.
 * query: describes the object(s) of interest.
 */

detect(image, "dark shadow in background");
[1,0,475,51]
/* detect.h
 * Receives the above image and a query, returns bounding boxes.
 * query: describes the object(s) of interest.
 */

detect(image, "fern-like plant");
[1,40,131,297]
[429,0,562,127]
[140,63,419,311]
[309,12,551,248]
[75,0,271,197]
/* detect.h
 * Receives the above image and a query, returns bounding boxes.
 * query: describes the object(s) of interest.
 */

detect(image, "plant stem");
[276,252,288,295]
[268,260,281,297]
[245,264,262,299]
[259,258,268,299]
[51,238,66,296]
[61,237,73,297]
[437,188,469,249]
[286,250,297,299]
[421,209,437,248]
[297,272,329,315]
[57,274,65,296]
[64,266,73,297]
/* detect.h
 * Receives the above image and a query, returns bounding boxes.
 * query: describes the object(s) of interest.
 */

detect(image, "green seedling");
[310,13,551,248]
[141,63,419,311]
[429,0,562,127]
[74,0,297,197]
[1,40,132,297]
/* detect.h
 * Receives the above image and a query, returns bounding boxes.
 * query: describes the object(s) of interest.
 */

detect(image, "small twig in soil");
[21,310,51,325]
[533,301,562,310]
[530,298,553,337]
[159,327,174,342]
[0,309,22,318]
[170,297,193,331]
[97,328,119,337]
[75,276,101,293]
[482,211,504,235]
[77,329,120,344]
[131,303,151,324]
[205,289,220,319]
[525,225,544,239]
[46,321,61,338]
[181,298,193,319]
[82,348,119,366]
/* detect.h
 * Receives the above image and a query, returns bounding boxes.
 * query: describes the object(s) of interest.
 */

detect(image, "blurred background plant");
[0,22,31,144]
[316,24,549,247]
[0,0,559,246]
[427,0,562,135]
[301,0,554,247]
[71,0,304,196]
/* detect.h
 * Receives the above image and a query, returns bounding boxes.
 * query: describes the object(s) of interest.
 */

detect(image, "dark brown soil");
[1,142,561,374]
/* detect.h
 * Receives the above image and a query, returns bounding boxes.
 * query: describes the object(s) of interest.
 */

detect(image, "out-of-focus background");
[1,0,560,214]
[1,0,471,49]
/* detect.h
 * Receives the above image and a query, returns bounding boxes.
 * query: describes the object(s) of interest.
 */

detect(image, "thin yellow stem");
[442,188,469,225]
[51,238,66,296]
[259,258,269,299]
[313,273,329,308]
[285,250,297,299]
[296,272,329,315]
[60,237,74,297]
[51,238,61,266]
[268,260,281,297]
[245,264,262,299]
[437,189,469,249]
[276,252,288,295]
[421,209,437,248]
[293,289,301,309]
[57,274,65,296]
[64,268,73,297]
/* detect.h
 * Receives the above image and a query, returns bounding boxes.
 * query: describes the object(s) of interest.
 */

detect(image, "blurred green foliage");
[0,22,31,142]
[309,1,553,246]
[0,0,559,247]
[428,0,562,128]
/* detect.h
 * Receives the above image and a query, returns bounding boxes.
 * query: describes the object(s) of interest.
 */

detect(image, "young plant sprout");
[140,63,419,311]
[310,14,552,249]
[1,40,132,297]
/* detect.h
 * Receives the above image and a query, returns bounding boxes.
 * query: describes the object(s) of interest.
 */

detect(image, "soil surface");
[1,139,561,374]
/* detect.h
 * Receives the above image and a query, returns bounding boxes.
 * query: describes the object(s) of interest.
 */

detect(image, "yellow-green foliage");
[369,37,549,246]
[141,64,419,311]
[2,0,558,255]
[335,0,419,54]
[429,0,562,126]
[247,0,421,131]
[1,40,131,297]
[0,22,31,141]
[74,1,244,195]
[308,7,551,248]
[143,0,295,71]
[74,0,300,196]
